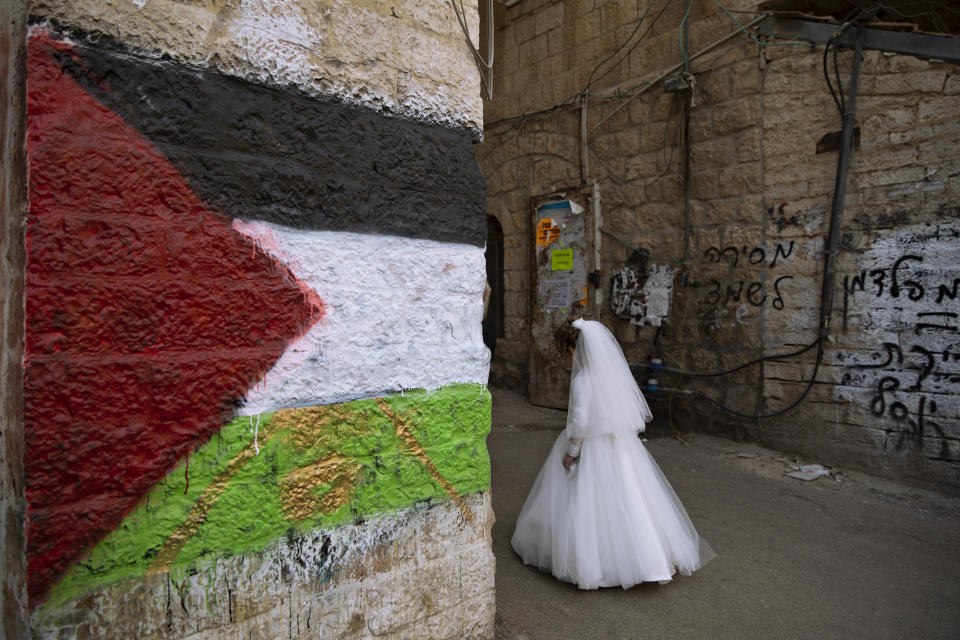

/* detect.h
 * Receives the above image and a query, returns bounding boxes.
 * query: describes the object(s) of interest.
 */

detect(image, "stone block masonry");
[34,388,493,638]
[479,0,960,489]
[18,0,495,636]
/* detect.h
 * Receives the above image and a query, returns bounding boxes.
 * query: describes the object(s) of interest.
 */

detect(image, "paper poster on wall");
[536,218,560,249]
[551,248,574,271]
[538,279,570,308]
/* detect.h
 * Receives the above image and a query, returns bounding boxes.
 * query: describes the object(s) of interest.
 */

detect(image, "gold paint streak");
[148,409,293,574]
[150,396,472,573]
[280,456,360,521]
[374,398,474,523]
[270,404,352,450]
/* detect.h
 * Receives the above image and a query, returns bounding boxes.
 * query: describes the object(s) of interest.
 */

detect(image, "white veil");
[567,318,652,439]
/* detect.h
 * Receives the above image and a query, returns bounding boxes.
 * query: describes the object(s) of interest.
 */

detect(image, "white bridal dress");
[511,319,715,589]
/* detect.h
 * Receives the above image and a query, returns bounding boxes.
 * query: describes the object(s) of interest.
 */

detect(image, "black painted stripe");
[44,26,486,247]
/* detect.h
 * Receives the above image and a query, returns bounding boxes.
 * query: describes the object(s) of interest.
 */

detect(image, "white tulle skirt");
[511,429,715,589]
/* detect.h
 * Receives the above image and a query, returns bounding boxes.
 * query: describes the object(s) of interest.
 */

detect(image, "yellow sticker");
[551,249,574,271]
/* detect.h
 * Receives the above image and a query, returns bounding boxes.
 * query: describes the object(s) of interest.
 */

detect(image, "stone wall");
[30,0,483,132]
[1,1,28,636]
[478,0,959,489]
[23,0,495,637]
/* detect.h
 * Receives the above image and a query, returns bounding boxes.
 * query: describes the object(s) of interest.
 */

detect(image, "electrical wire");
[584,0,658,91]
[587,0,674,89]
[668,343,824,419]
[823,30,847,114]
[451,0,494,99]
[874,1,959,34]
[654,7,877,419]
[589,12,771,135]
[586,90,683,190]
[491,4,787,141]
[632,339,821,378]
[650,335,825,420]
[484,92,581,139]
[711,0,814,48]
[679,0,695,70]
[489,1,818,140]
[486,0,669,141]
[599,229,686,265]
[823,5,880,117]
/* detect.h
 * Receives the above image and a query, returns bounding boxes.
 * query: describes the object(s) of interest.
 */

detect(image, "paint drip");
[249,413,261,455]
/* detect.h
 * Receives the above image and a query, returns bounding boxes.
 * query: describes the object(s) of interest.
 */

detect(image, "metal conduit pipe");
[590,14,767,134]
[819,21,866,336]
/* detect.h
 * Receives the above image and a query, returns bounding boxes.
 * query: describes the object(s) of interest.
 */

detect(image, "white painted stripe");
[233,221,490,414]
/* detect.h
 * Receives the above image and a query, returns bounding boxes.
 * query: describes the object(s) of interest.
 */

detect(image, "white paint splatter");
[248,414,261,455]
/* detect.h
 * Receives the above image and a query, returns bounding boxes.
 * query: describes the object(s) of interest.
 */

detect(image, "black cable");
[488,0,670,142]
[876,1,957,33]
[651,7,874,419]
[668,339,824,420]
[833,32,846,112]
[647,338,822,379]
[584,0,657,91]
[824,4,887,116]
[484,93,581,139]
[823,33,844,114]
[588,0,673,89]
[677,9,873,418]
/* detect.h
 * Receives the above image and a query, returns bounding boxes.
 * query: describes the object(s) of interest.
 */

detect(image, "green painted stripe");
[43,384,491,610]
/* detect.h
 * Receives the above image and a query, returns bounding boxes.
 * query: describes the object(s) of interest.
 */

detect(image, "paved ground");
[488,387,960,640]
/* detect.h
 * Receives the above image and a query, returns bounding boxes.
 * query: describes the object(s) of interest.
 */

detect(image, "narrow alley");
[489,387,960,640]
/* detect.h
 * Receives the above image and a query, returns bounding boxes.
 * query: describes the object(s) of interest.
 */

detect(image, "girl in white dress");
[511,318,714,589]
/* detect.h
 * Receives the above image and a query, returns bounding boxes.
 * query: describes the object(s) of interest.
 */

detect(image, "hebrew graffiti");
[837,223,960,462]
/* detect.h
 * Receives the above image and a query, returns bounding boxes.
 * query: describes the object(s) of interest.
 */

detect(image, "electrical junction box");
[663,72,693,92]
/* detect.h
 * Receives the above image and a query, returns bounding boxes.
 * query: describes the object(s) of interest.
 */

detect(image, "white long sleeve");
[566,372,590,457]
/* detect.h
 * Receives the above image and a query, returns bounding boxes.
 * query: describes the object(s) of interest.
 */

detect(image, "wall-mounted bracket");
[757,16,960,62]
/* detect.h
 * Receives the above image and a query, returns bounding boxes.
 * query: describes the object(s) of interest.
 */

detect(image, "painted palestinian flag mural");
[24,26,489,610]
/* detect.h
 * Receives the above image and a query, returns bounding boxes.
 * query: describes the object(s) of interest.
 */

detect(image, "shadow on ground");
[488,386,960,640]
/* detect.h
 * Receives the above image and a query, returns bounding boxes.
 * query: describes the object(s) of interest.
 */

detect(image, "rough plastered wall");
[478,0,960,488]
[24,0,494,638]
[2,1,29,636]
[30,0,483,132]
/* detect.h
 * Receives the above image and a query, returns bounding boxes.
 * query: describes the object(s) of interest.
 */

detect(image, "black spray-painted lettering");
[702,241,796,269]
[843,333,957,461]
[844,253,960,311]
[771,275,792,311]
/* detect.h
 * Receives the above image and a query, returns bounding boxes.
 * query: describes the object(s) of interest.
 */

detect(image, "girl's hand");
[562,454,576,470]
